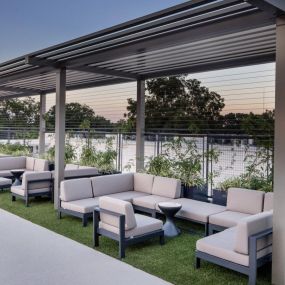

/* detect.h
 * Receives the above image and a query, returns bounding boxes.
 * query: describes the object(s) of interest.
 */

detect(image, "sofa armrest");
[23,171,52,192]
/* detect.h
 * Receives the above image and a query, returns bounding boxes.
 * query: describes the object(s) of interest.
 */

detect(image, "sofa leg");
[25,198,29,207]
[248,269,257,285]
[159,233,165,245]
[195,257,201,269]
[152,211,156,218]
[208,224,214,235]
[82,215,88,227]
[12,195,16,202]
[119,241,125,259]
[57,211,62,219]
[94,232,99,247]
[205,223,209,236]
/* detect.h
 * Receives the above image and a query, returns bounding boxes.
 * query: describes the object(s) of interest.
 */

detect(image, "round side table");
[158,202,182,237]
[11,169,25,186]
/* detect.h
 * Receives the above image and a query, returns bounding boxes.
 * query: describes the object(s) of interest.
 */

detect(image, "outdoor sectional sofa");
[0,156,49,178]
[59,173,181,226]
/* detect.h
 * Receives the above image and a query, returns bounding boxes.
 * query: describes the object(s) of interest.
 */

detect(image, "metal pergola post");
[136,79,145,171]
[39,92,46,156]
[54,68,66,209]
[272,15,285,285]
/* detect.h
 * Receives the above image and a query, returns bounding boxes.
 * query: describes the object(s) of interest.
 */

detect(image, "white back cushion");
[99,196,136,230]
[34,159,49,171]
[60,178,93,202]
[22,171,51,190]
[91,173,134,197]
[134,173,154,194]
[65,164,79,170]
[227,188,264,214]
[234,211,273,255]
[263,192,274,211]
[0,156,26,170]
[152,176,181,198]
[64,168,98,178]
[25,157,35,171]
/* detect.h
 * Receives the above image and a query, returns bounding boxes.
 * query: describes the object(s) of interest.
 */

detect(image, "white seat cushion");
[175,198,226,223]
[11,185,50,197]
[152,176,181,198]
[133,195,173,210]
[134,173,154,194]
[61,198,99,214]
[0,170,13,178]
[0,177,12,186]
[99,213,163,238]
[196,227,272,266]
[60,178,93,202]
[25,157,35,171]
[227,188,264,215]
[209,210,251,228]
[263,192,274,211]
[105,191,150,202]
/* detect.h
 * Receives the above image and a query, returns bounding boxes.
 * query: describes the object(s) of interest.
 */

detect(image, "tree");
[45,102,113,130]
[123,76,225,133]
[0,97,40,129]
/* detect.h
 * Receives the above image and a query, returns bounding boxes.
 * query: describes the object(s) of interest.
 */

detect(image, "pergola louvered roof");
[0,0,284,99]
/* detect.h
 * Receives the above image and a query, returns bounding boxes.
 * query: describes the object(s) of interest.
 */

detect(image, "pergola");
[0,0,284,282]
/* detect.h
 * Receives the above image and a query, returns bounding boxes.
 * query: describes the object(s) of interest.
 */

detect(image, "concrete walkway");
[0,209,171,285]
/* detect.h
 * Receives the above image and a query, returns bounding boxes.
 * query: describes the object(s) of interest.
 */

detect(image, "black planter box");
[48,162,55,171]
[212,189,227,206]
[182,184,209,202]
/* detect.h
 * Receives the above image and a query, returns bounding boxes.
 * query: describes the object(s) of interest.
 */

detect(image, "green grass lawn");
[0,191,271,285]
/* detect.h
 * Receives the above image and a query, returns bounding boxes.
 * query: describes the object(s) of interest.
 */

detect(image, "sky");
[0,0,185,62]
[0,0,275,122]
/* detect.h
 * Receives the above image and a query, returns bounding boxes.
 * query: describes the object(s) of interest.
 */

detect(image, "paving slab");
[0,209,171,285]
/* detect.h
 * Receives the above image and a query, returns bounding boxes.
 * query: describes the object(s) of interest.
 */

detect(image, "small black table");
[11,169,25,186]
[158,202,182,237]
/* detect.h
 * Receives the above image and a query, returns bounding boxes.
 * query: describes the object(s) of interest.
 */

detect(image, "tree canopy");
[123,76,225,133]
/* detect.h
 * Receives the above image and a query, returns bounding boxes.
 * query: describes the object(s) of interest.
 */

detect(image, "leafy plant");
[80,137,117,173]
[0,143,31,156]
[145,154,173,177]
[45,143,76,164]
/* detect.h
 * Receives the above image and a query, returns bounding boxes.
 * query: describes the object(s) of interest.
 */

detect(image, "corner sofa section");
[58,173,180,226]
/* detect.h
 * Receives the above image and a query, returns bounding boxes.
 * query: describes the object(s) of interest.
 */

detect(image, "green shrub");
[0,143,31,156]
[45,143,76,164]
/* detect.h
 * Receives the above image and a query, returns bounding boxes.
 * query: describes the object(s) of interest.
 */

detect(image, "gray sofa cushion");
[60,178,93,202]
[26,157,35,171]
[61,197,99,214]
[65,164,79,170]
[196,227,272,267]
[234,211,273,255]
[133,195,173,210]
[105,191,149,203]
[263,192,274,211]
[0,156,26,171]
[209,210,251,228]
[227,188,264,215]
[22,171,52,191]
[99,197,137,230]
[152,176,181,199]
[134,173,154,194]
[175,198,226,223]
[99,214,163,238]
[63,168,98,178]
[34,158,49,172]
[91,173,134,197]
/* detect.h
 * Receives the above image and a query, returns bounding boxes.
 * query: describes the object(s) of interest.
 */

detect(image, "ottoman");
[0,177,12,190]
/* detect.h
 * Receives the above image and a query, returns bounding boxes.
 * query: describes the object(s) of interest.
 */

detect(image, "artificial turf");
[0,191,271,285]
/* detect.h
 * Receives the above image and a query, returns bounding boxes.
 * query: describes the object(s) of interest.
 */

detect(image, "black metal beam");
[263,0,285,12]
[246,0,278,14]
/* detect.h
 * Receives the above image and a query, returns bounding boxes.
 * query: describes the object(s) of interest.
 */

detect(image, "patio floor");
[0,208,171,285]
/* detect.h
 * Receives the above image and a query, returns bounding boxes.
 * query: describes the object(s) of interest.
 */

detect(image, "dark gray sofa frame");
[11,178,53,207]
[195,228,273,285]
[208,224,227,235]
[93,207,165,259]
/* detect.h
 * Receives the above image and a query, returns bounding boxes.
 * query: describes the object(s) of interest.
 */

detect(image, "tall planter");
[212,189,227,206]
[182,184,209,202]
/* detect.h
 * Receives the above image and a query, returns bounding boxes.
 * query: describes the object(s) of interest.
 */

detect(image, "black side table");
[11,169,25,186]
[158,202,182,237]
